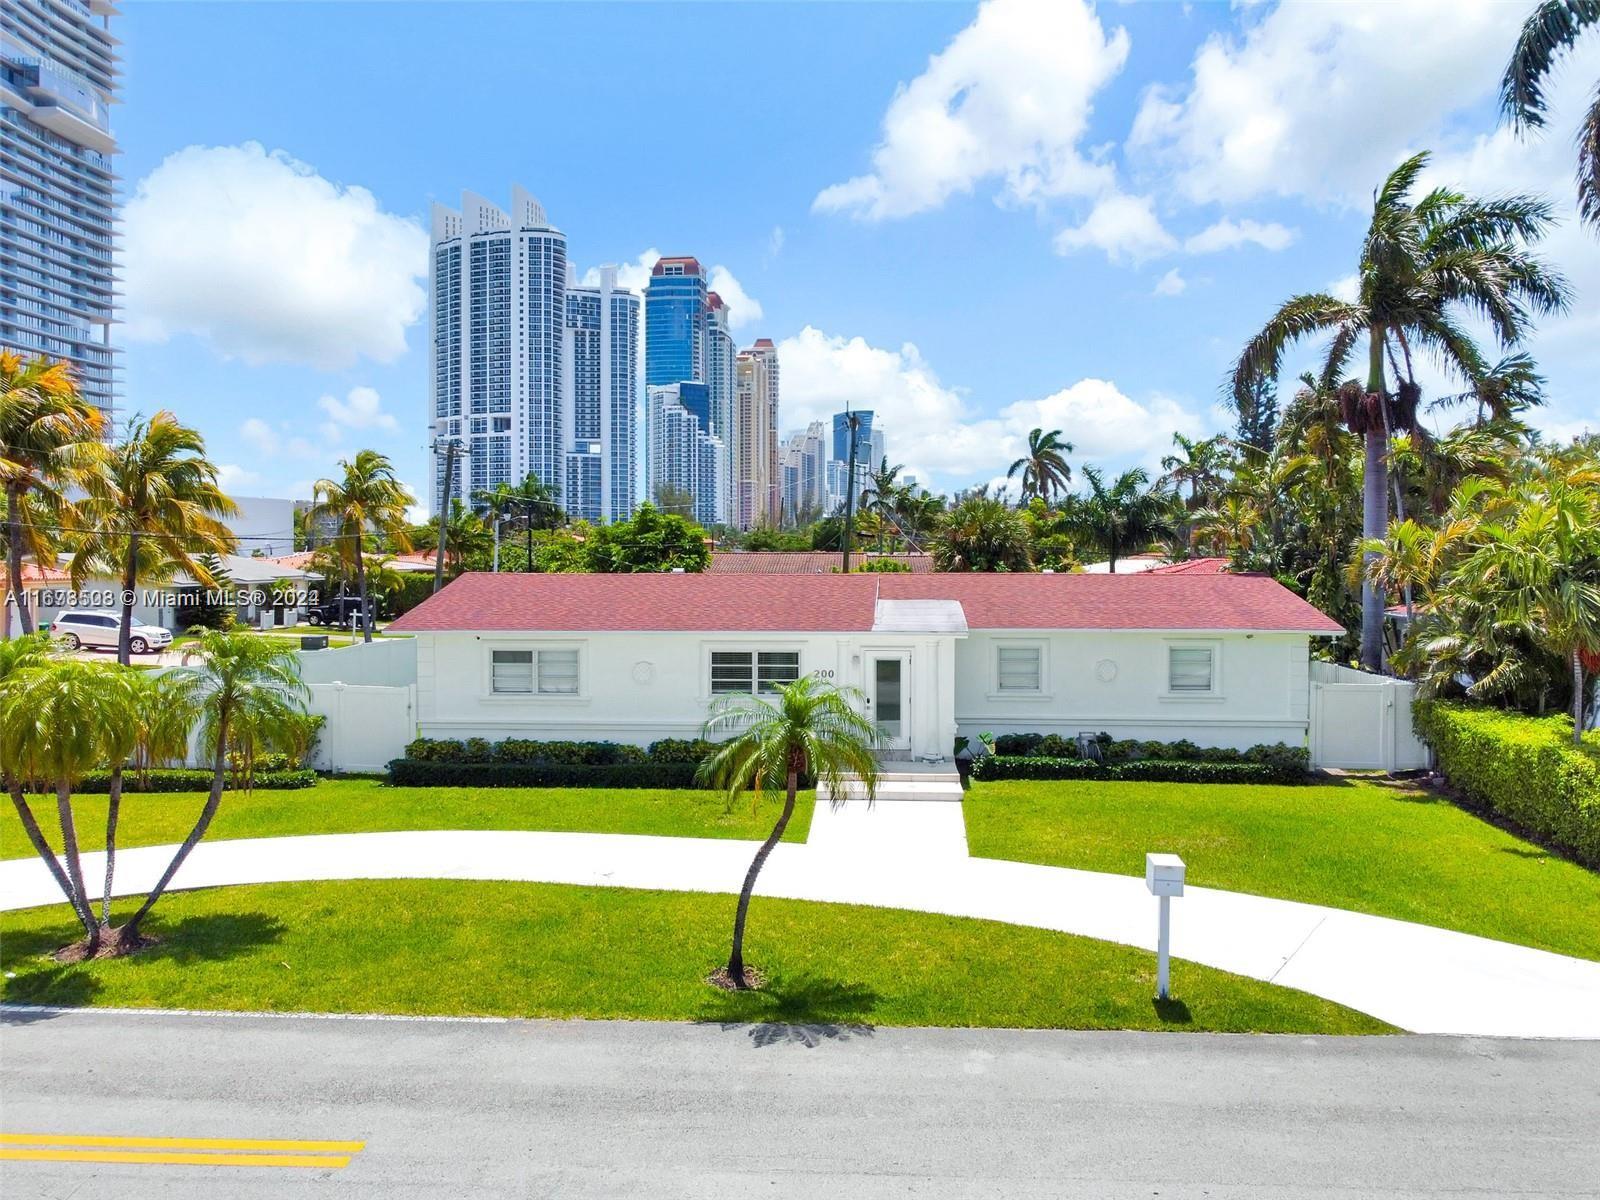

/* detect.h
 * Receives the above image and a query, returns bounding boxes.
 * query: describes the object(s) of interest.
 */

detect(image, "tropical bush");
[985,733,1308,780]
[388,760,699,789]
[404,736,658,766]
[59,768,318,793]
[1414,700,1599,868]
[971,756,1303,786]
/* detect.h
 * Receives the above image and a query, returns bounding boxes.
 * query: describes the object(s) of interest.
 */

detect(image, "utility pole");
[840,408,860,574]
[432,437,465,593]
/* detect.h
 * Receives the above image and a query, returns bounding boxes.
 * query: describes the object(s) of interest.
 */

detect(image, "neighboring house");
[708,551,935,574]
[0,563,71,638]
[387,572,1343,756]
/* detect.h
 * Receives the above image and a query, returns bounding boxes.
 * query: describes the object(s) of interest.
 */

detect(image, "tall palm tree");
[931,494,1033,572]
[1,350,104,636]
[1065,466,1177,572]
[1160,433,1229,510]
[1007,427,1074,503]
[1232,152,1568,670]
[699,676,880,989]
[1502,0,1600,229]
[71,411,238,665]
[861,458,907,551]
[120,630,310,946]
[0,633,79,915]
[310,450,413,643]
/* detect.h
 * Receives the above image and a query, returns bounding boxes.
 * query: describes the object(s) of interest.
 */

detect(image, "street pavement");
[3,1007,1597,1198]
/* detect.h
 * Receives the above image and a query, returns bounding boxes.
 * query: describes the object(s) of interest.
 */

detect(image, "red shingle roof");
[708,551,934,575]
[387,571,1344,634]
[1144,557,1231,575]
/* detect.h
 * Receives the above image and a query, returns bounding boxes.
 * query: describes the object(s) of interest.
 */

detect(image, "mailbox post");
[1144,852,1186,1000]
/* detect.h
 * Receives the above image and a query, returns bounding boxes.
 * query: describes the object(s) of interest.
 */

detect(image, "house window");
[537,648,579,695]
[710,650,801,694]
[1168,647,1215,694]
[996,645,1043,693]
[491,649,534,693]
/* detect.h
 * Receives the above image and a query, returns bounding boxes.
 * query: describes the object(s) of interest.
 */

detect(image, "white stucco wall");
[952,631,1314,750]
[413,629,959,758]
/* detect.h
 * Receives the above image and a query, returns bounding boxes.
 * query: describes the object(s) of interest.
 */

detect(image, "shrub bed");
[58,768,320,793]
[970,757,1297,786]
[1414,701,1600,868]
[388,759,701,789]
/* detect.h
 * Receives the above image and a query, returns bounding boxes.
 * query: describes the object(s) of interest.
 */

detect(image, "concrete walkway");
[3,804,1598,1038]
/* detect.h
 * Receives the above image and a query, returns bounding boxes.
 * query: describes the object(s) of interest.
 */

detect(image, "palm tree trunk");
[1359,331,1390,674]
[101,766,123,926]
[8,779,80,911]
[6,482,33,637]
[1573,649,1586,748]
[55,781,97,945]
[117,532,139,667]
[492,519,501,573]
[354,533,372,644]
[124,711,229,938]
[727,772,797,989]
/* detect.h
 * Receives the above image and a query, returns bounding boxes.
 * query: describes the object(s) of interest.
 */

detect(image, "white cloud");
[318,386,399,441]
[1184,217,1296,254]
[581,251,764,329]
[216,464,262,491]
[775,325,1203,493]
[123,142,427,368]
[1153,268,1188,297]
[766,225,786,260]
[239,416,330,463]
[1329,273,1360,303]
[1128,1,1525,206]
[240,417,279,457]
[1053,192,1176,264]
[813,0,1129,220]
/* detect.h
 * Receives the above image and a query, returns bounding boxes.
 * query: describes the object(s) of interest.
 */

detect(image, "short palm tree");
[699,675,880,989]
[1502,0,1600,229]
[310,450,413,643]
[1232,152,1568,670]
[0,633,78,914]
[1007,427,1074,504]
[931,495,1033,572]
[71,411,238,664]
[1065,466,1177,572]
[861,458,907,551]
[121,629,310,944]
[1,350,104,635]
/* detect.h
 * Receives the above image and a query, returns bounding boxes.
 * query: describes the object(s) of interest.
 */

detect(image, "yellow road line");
[0,1148,350,1168]
[0,1133,364,1153]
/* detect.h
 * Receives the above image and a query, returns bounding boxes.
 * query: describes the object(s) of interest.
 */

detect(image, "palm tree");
[310,450,413,644]
[1159,433,1227,510]
[1065,466,1177,572]
[0,658,128,951]
[1502,0,1600,229]
[71,411,238,665]
[698,676,880,989]
[1007,428,1074,503]
[1,350,104,635]
[120,630,310,946]
[861,458,906,551]
[931,494,1033,572]
[1232,152,1568,670]
[1435,353,1546,427]
[0,633,80,916]
[474,481,519,572]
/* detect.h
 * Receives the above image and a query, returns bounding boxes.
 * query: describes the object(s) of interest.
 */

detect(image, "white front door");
[868,652,911,751]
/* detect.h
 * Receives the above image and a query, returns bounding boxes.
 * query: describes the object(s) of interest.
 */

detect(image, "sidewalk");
[3,805,1598,1038]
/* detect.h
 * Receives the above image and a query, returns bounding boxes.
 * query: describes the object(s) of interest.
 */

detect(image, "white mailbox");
[1145,852,1186,898]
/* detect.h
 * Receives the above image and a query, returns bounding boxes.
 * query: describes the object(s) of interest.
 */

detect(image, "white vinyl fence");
[297,639,419,772]
[1309,661,1431,772]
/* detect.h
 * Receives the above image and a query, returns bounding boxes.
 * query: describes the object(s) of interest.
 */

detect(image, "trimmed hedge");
[970,756,1299,786]
[405,737,657,766]
[388,759,701,789]
[1414,701,1600,868]
[51,768,320,793]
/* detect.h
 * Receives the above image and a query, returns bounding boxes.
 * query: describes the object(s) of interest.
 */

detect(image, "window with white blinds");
[537,648,580,694]
[1167,647,1215,693]
[710,650,801,694]
[491,648,580,695]
[996,645,1043,692]
[491,649,534,693]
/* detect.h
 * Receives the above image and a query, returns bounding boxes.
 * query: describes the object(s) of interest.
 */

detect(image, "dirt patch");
[52,927,161,963]
[705,964,769,992]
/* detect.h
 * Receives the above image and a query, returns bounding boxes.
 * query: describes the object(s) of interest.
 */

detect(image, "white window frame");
[482,640,587,702]
[704,643,804,698]
[988,639,1050,701]
[1162,639,1223,701]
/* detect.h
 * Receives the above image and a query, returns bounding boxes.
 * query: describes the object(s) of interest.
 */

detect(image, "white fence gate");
[1309,662,1431,772]
[305,682,416,773]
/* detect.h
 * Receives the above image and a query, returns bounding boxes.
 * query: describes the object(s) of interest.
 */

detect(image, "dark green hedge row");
[404,736,714,766]
[990,732,1307,776]
[1414,701,1599,868]
[388,759,703,789]
[970,756,1304,786]
[52,768,320,793]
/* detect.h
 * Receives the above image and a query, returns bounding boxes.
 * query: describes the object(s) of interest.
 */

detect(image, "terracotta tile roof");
[1143,557,1232,575]
[388,570,1344,635]
[0,563,70,586]
[878,573,1343,633]
[708,551,934,575]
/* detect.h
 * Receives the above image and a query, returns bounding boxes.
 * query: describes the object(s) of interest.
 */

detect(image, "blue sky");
[115,0,1599,509]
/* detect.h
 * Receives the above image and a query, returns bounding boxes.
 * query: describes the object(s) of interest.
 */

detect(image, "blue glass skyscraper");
[832,409,874,467]
[644,257,706,388]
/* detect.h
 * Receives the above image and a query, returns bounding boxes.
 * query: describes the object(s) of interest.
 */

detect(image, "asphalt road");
[3,1008,1597,1198]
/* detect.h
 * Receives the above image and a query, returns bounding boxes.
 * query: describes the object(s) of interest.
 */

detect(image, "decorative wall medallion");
[631,661,656,685]
[1094,659,1118,683]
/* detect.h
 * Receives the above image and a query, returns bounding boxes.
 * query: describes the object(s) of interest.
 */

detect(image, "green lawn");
[1,779,812,859]
[0,880,1390,1034]
[964,779,1600,961]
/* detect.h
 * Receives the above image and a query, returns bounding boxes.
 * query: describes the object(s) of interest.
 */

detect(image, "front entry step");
[819,771,964,802]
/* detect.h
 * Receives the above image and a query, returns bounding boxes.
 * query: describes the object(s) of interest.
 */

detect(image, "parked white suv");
[50,611,173,656]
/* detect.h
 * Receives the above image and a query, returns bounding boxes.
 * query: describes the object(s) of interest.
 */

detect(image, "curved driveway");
[3,800,1597,1038]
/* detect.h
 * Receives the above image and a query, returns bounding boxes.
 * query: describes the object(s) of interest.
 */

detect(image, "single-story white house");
[387,572,1346,757]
